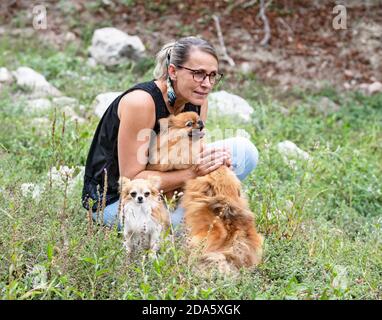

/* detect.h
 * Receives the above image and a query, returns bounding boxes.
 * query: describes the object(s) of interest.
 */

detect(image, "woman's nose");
[200,76,212,88]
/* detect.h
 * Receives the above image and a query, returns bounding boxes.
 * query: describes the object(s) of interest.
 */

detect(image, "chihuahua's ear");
[148,175,161,191]
[118,176,131,194]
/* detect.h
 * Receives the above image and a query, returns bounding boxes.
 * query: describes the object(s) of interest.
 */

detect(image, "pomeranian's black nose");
[197,120,204,131]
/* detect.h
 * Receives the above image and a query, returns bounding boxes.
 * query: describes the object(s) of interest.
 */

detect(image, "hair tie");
[166,49,172,68]
[165,48,176,107]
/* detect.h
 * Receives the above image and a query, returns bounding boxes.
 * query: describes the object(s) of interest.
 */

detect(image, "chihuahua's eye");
[130,192,137,198]
[144,192,150,197]
[185,121,193,127]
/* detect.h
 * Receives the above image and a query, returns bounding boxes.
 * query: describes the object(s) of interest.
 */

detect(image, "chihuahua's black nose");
[197,120,204,131]
[137,196,143,202]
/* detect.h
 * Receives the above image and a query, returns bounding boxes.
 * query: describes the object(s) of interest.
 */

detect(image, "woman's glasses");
[177,65,223,85]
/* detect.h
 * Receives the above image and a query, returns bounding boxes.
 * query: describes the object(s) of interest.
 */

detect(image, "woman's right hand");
[191,146,232,177]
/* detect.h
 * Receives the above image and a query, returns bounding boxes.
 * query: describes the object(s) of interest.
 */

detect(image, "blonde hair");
[153,36,218,80]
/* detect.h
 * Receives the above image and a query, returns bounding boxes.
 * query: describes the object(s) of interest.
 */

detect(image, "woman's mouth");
[194,91,208,98]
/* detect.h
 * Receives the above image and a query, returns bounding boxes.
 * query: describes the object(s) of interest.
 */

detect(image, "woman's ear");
[159,115,175,130]
[168,64,177,81]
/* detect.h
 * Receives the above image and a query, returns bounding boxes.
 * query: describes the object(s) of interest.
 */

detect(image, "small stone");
[26,98,52,112]
[87,58,97,68]
[92,92,123,118]
[52,96,78,108]
[277,140,311,169]
[88,27,146,66]
[240,62,253,74]
[344,69,353,78]
[61,106,86,123]
[12,67,61,97]
[0,67,14,83]
[315,97,340,115]
[64,31,76,42]
[208,91,253,122]
[368,81,382,95]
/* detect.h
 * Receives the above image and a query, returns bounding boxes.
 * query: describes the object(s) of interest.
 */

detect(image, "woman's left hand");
[222,148,232,169]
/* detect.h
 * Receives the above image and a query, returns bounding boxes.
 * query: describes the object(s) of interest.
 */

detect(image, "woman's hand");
[191,146,232,177]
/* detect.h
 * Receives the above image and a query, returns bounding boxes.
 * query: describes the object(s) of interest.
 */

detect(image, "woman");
[82,36,259,227]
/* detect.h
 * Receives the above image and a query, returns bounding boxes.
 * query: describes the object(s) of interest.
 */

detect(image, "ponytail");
[153,41,175,80]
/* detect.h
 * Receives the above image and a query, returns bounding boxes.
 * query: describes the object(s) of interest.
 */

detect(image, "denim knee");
[92,200,121,230]
[234,137,259,180]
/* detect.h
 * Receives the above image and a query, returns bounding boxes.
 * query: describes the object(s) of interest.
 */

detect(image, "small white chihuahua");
[118,176,169,254]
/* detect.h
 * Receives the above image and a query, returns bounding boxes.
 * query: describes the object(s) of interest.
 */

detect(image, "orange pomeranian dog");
[147,111,263,273]
[147,112,205,172]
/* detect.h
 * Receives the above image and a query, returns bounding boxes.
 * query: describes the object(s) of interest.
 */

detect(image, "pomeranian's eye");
[144,192,150,197]
[185,121,193,127]
[130,191,137,198]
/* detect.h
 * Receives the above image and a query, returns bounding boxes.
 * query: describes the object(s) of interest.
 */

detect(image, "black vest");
[82,80,201,211]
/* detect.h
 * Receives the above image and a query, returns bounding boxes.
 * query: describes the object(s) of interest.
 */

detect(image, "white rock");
[0,67,14,83]
[240,62,254,74]
[236,128,251,140]
[29,124,49,137]
[87,57,97,68]
[26,98,52,112]
[368,81,382,95]
[64,31,76,42]
[12,67,61,97]
[78,104,86,113]
[62,106,86,123]
[29,265,48,290]
[21,183,44,201]
[277,141,310,160]
[71,166,85,188]
[208,91,253,122]
[332,265,348,291]
[277,140,311,168]
[92,91,122,118]
[88,27,145,66]
[31,117,51,129]
[48,165,84,191]
[315,97,340,115]
[52,96,78,108]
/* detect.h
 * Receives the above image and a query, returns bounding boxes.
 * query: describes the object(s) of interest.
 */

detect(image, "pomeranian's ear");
[167,115,175,126]
[118,176,131,194]
[148,175,161,191]
[158,117,171,134]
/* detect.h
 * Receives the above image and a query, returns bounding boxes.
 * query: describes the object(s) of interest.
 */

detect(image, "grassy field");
[0,35,381,300]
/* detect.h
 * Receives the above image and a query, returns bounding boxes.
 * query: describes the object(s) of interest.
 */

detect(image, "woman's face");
[170,49,219,106]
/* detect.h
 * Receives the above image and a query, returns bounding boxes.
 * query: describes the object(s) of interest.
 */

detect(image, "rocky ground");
[1,0,381,94]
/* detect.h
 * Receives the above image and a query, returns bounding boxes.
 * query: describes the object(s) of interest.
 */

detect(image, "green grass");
[0,32,381,300]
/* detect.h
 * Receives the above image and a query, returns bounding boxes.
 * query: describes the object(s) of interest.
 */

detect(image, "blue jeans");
[94,137,259,229]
